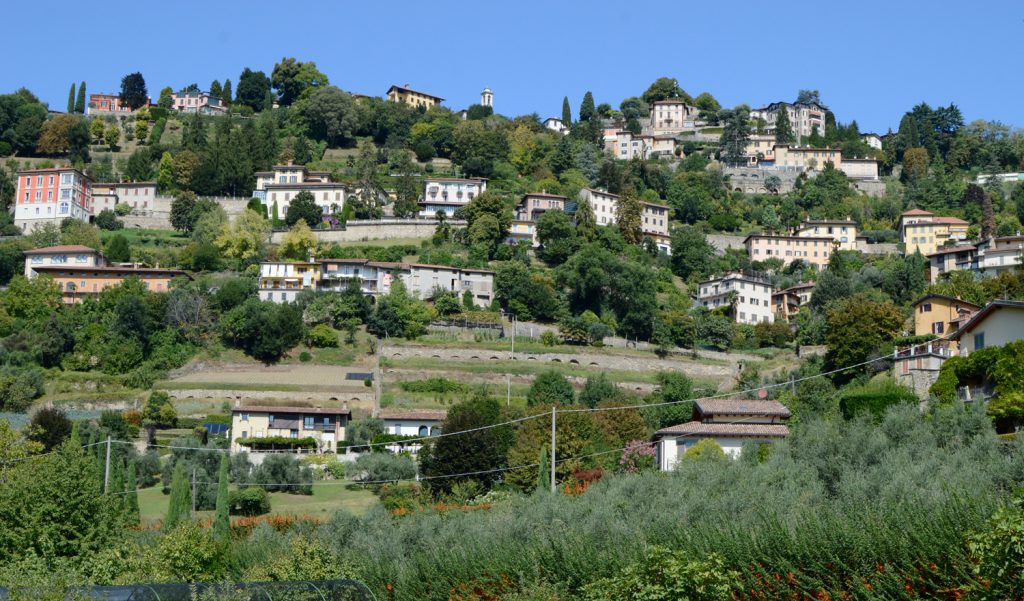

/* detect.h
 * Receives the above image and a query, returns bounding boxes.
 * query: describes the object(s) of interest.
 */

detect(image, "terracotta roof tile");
[694,399,791,418]
[380,409,447,421]
[654,421,790,438]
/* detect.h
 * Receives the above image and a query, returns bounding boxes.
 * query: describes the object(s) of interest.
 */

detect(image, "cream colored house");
[926,245,976,282]
[387,85,443,109]
[697,272,775,324]
[772,145,841,172]
[231,405,350,453]
[650,99,699,133]
[796,219,858,251]
[252,164,347,218]
[951,300,1024,356]
[744,233,834,269]
[578,188,672,252]
[654,399,790,467]
[750,102,827,141]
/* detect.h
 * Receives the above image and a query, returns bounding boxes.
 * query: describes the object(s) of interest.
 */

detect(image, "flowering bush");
[618,440,656,473]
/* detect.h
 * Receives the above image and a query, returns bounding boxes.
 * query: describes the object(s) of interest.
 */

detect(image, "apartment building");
[744,233,834,269]
[927,245,977,282]
[230,405,350,453]
[578,188,671,252]
[697,272,775,324]
[509,192,570,246]
[386,85,443,109]
[91,181,158,213]
[770,145,841,172]
[24,245,184,303]
[840,158,880,180]
[750,102,827,141]
[171,89,227,115]
[251,164,348,218]
[743,134,777,164]
[260,259,496,308]
[976,235,1024,274]
[862,133,883,150]
[606,130,676,160]
[649,99,699,133]
[14,168,93,232]
[419,177,487,217]
[772,282,814,320]
[654,399,790,467]
[899,209,969,256]
[796,219,858,251]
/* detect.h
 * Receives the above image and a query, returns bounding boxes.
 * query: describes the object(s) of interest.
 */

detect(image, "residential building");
[258,261,320,303]
[87,92,149,114]
[649,99,699,133]
[14,168,93,232]
[380,409,447,436]
[772,282,814,320]
[950,300,1024,356]
[24,245,185,303]
[744,233,834,269]
[606,130,676,160]
[251,164,348,218]
[171,89,227,115]
[862,133,883,150]
[743,134,777,164]
[769,145,841,173]
[230,405,350,453]
[927,245,977,282]
[912,294,981,337]
[894,338,957,398]
[419,177,487,217]
[543,117,568,135]
[975,235,1024,275]
[899,209,970,256]
[511,192,570,246]
[578,188,671,252]
[796,219,858,251]
[749,102,827,141]
[654,399,790,467]
[697,272,775,324]
[91,181,158,213]
[261,259,496,308]
[386,84,443,109]
[840,158,880,180]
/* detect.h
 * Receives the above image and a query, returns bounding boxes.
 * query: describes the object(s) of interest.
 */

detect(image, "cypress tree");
[213,454,231,543]
[75,81,87,114]
[561,96,572,126]
[126,459,140,525]
[537,446,549,493]
[579,91,595,122]
[109,455,125,500]
[774,107,795,146]
[69,422,82,450]
[210,79,222,100]
[222,79,233,106]
[67,83,76,113]
[164,463,191,531]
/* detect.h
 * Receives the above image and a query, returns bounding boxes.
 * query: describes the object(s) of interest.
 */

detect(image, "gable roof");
[25,245,99,255]
[653,422,790,439]
[901,208,934,217]
[380,409,447,421]
[387,85,444,102]
[950,300,1024,340]
[693,399,791,418]
[926,245,976,257]
[912,294,981,311]
[933,216,969,225]
[233,405,351,416]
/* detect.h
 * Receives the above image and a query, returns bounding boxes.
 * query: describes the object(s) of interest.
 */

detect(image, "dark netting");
[0,579,377,601]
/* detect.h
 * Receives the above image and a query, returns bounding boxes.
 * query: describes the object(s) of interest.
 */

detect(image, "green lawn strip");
[137,481,378,523]
[385,357,685,385]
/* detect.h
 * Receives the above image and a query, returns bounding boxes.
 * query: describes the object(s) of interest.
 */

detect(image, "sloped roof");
[694,399,791,418]
[25,245,98,254]
[653,422,790,438]
[380,409,447,421]
[950,300,1024,340]
[233,405,351,416]
[901,208,934,216]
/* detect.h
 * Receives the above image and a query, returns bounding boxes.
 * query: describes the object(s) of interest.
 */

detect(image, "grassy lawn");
[137,481,378,524]
[99,227,190,247]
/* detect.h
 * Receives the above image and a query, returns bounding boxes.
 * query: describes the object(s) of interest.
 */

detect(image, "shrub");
[540,331,558,346]
[683,438,728,462]
[27,407,72,451]
[228,487,271,516]
[299,351,313,362]
[93,210,124,231]
[352,452,417,484]
[236,436,317,451]
[527,370,574,406]
[0,368,45,412]
[584,547,737,601]
[967,498,1024,600]
[838,377,918,420]
[399,377,469,395]
[307,324,339,348]
[251,453,314,494]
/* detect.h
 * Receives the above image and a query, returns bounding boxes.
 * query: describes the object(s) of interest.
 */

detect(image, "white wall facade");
[959,308,1024,356]
[698,274,775,324]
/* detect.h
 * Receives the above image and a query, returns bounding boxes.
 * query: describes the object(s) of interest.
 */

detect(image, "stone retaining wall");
[271,220,463,244]
[164,389,375,404]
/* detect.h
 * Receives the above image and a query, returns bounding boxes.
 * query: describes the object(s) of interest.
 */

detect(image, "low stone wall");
[797,345,827,358]
[707,234,747,254]
[271,220,463,244]
[381,344,733,378]
[858,241,899,255]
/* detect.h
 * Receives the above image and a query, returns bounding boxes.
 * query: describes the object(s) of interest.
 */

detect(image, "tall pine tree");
[164,463,192,531]
[561,96,572,125]
[579,91,595,122]
[67,83,76,113]
[221,79,233,106]
[616,188,643,244]
[75,81,87,114]
[774,107,795,145]
[126,459,140,526]
[213,454,231,543]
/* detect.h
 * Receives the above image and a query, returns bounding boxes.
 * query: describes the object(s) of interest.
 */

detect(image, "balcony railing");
[895,339,953,359]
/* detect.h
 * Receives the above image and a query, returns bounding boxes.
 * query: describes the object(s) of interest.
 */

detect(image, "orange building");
[24,245,186,303]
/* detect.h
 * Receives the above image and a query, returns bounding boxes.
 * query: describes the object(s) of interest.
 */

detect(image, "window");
[933,322,944,334]
[418,425,429,437]
[304,416,315,429]
[920,303,932,313]
[974,332,985,351]
[75,254,89,263]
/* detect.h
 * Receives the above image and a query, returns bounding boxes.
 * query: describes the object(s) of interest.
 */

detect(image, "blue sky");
[2,0,1020,133]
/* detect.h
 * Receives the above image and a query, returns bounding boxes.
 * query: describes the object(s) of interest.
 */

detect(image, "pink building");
[14,168,93,232]
[87,93,149,114]
[171,90,227,115]
[744,233,834,269]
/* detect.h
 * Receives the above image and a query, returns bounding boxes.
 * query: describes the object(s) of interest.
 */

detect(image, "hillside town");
[0,27,1023,601]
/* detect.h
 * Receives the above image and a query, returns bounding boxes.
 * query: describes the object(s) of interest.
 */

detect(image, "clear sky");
[2,0,1020,133]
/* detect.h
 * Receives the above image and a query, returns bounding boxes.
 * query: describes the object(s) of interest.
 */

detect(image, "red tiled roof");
[694,399,791,418]
[25,245,98,254]
[926,245,976,257]
[901,208,934,216]
[654,422,790,438]
[934,216,969,225]
[233,405,352,415]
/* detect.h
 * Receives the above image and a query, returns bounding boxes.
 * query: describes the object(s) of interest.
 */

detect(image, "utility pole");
[103,436,111,494]
[511,314,516,360]
[507,374,511,407]
[550,406,556,493]
[191,468,197,514]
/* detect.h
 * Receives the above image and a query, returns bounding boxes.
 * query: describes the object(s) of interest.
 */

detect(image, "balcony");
[895,339,953,359]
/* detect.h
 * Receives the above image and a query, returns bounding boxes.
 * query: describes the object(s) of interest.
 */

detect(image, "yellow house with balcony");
[257,260,320,303]
[387,85,444,109]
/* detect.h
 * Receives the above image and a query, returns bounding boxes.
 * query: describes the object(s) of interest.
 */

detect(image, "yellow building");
[899,209,970,256]
[231,405,350,453]
[912,294,980,337]
[258,261,320,303]
[796,219,858,251]
[386,85,444,109]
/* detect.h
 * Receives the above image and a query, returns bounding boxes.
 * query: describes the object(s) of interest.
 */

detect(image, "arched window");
[418,426,429,437]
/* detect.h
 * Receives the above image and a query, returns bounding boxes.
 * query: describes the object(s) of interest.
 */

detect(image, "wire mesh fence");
[0,579,377,601]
